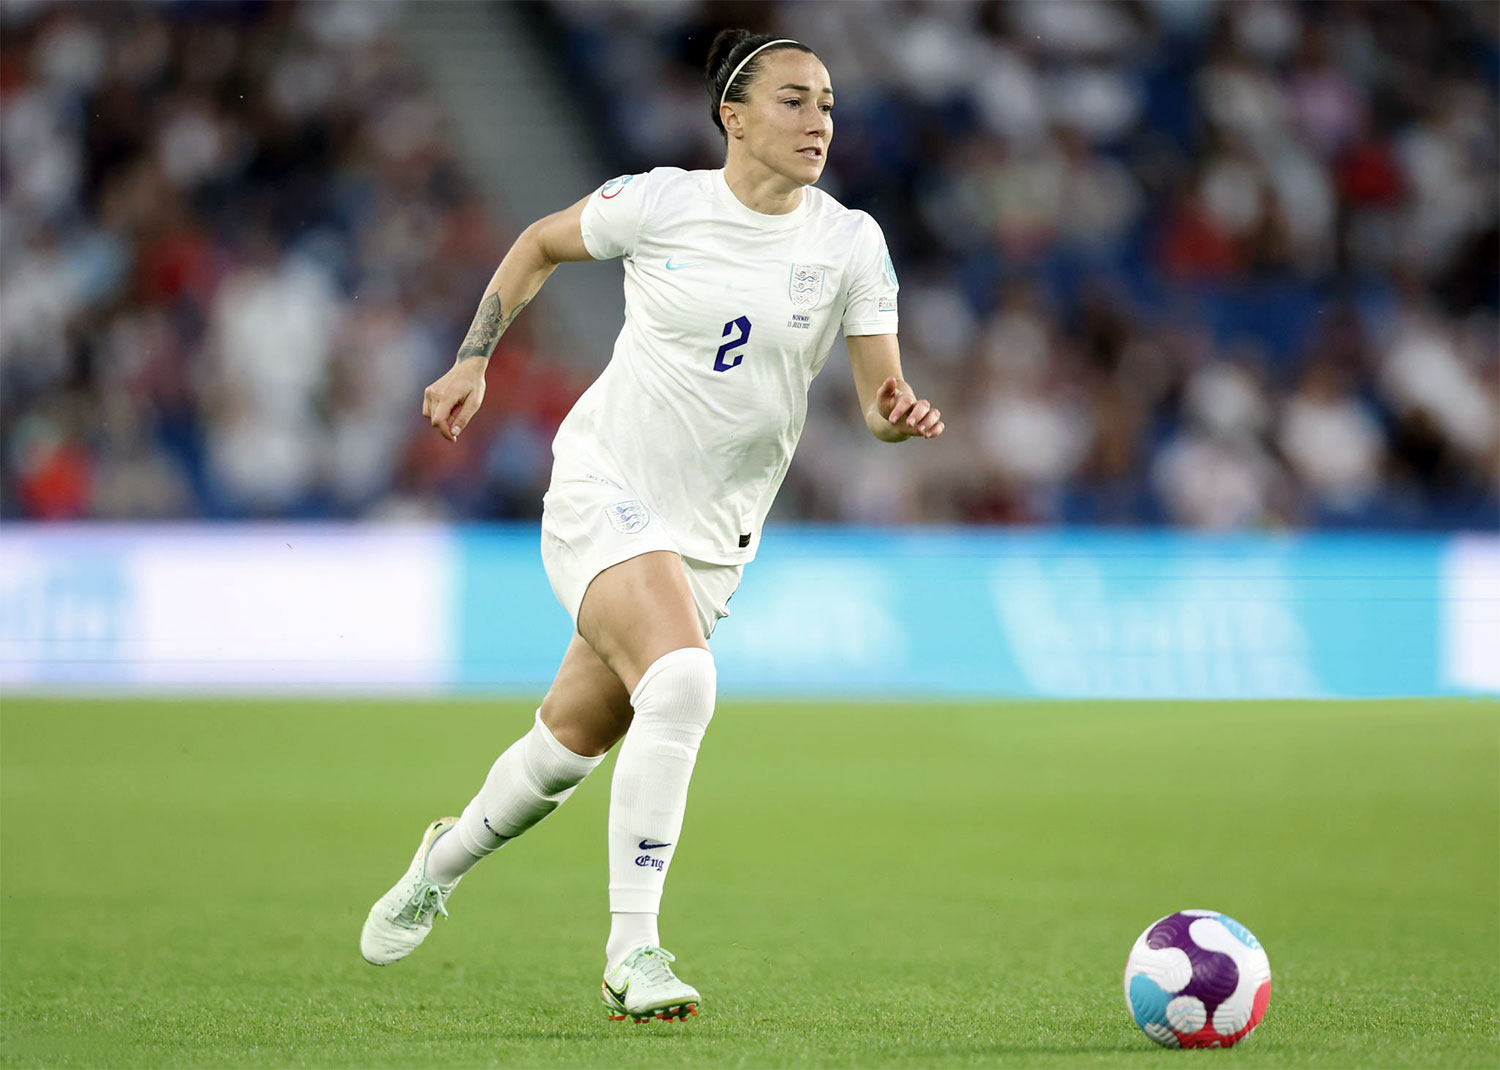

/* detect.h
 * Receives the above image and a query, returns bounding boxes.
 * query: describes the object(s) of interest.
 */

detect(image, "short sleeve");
[580,172,653,261]
[841,213,899,337]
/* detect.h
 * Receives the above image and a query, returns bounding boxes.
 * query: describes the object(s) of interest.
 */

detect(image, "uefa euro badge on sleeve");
[789,264,826,311]
[599,174,634,199]
[605,499,650,534]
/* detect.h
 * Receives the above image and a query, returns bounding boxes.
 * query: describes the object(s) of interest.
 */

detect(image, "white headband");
[718,39,801,112]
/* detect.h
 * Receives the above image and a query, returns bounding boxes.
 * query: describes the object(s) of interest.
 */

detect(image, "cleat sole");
[607,1002,700,1024]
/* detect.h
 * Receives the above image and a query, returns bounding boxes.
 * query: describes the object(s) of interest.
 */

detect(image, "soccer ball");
[1123,909,1272,1048]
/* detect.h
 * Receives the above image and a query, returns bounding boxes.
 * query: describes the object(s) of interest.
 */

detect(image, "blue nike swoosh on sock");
[638,840,673,850]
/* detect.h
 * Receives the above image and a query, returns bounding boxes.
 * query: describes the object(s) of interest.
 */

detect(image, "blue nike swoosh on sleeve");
[638,840,673,850]
[664,258,700,270]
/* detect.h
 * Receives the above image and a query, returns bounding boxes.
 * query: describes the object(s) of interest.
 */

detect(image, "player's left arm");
[847,333,945,442]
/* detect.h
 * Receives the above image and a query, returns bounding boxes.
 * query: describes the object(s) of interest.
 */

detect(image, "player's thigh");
[538,633,634,757]
[576,550,708,693]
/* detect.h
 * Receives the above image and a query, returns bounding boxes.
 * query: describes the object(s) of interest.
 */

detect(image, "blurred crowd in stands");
[1,0,581,522]
[2,0,1496,530]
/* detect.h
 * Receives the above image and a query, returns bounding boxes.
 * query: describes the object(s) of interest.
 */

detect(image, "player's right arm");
[422,194,593,443]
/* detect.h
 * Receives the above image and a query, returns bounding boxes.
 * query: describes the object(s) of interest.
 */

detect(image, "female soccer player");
[360,30,944,1022]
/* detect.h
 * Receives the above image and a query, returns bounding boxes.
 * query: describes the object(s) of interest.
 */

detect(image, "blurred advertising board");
[0,526,452,688]
[1,526,1495,698]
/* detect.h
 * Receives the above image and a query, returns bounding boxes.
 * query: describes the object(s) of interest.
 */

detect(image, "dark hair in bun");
[704,29,814,140]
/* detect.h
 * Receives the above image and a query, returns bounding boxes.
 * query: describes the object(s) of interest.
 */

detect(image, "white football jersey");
[554,167,899,565]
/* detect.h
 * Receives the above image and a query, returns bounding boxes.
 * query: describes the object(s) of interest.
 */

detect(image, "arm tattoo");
[457,293,503,361]
[455,294,532,363]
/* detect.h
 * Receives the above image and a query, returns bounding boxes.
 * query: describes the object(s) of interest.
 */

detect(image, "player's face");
[740,50,833,185]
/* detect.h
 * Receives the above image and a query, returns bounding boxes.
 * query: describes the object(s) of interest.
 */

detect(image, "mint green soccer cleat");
[601,946,701,1023]
[360,817,461,965]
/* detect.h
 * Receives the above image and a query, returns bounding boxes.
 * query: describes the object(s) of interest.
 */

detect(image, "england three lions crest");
[789,264,826,311]
[605,499,650,534]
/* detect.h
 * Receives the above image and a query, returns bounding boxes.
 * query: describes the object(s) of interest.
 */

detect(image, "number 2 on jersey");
[714,316,752,372]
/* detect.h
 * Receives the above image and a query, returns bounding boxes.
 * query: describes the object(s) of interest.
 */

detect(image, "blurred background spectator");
[2,0,1496,530]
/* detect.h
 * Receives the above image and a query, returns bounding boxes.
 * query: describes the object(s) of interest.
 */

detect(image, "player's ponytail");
[704,29,814,141]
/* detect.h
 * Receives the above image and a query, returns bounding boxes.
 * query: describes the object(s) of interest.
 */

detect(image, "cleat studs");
[609,1004,698,1024]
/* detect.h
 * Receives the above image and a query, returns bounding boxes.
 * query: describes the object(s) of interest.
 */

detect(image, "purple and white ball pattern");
[1124,909,1272,1048]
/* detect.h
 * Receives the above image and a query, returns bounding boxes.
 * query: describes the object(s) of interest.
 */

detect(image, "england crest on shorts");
[789,264,826,311]
[605,499,650,534]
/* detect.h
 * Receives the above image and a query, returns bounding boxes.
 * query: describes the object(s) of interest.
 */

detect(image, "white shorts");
[540,471,742,640]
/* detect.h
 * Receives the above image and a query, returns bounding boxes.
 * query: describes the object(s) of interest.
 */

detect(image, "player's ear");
[720,103,744,140]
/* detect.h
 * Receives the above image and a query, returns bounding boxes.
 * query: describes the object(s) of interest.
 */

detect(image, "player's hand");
[876,376,944,439]
[422,359,487,443]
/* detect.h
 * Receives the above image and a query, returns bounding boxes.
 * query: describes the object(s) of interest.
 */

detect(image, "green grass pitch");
[2,696,1496,1068]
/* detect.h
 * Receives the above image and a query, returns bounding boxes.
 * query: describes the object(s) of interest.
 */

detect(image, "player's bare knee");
[548,715,626,758]
[539,693,629,757]
[536,634,634,756]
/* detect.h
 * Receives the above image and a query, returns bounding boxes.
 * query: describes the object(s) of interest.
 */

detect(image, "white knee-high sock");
[426,710,604,886]
[607,647,716,960]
